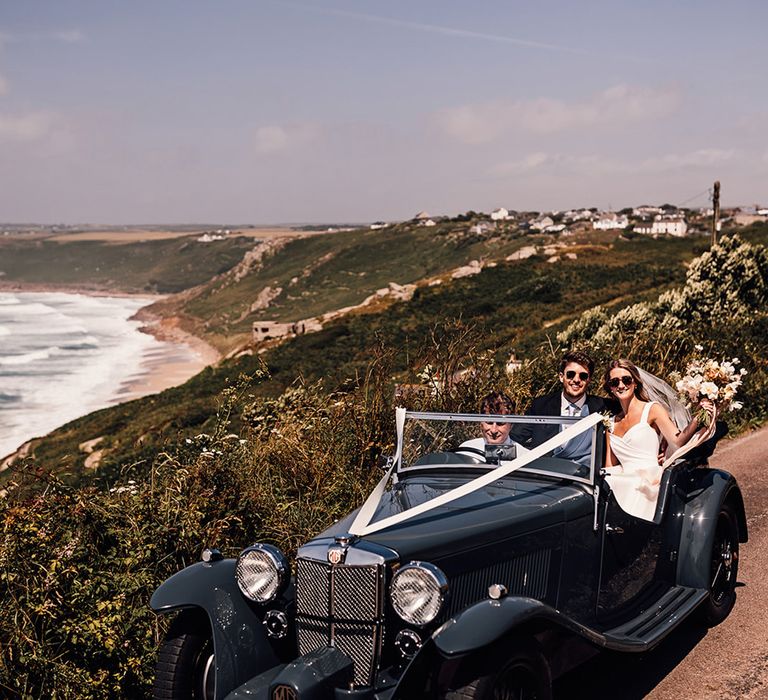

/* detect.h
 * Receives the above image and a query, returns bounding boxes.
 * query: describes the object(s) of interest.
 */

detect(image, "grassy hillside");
[2,233,768,699]
[10,234,709,484]
[149,219,545,344]
[0,235,256,293]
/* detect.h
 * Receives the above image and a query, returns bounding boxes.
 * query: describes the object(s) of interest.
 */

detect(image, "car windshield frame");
[396,410,604,487]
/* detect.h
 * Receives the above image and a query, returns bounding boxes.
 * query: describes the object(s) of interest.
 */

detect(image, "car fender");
[433,595,603,657]
[389,596,604,697]
[676,468,747,590]
[151,558,280,700]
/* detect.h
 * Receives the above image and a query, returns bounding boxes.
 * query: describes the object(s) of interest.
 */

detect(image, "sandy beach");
[121,310,221,399]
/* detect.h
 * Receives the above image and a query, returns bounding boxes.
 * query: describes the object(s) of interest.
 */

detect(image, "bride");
[603,358,714,521]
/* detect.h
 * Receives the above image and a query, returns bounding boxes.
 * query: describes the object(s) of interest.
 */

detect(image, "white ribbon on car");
[349,410,603,537]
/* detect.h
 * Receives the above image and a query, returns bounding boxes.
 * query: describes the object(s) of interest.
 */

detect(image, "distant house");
[422,219,437,227]
[196,232,227,242]
[593,213,629,230]
[252,320,322,343]
[369,221,388,230]
[505,352,522,375]
[529,216,554,231]
[469,221,494,235]
[490,207,509,221]
[543,223,566,234]
[635,215,688,237]
[413,211,432,221]
[632,206,663,218]
[562,208,594,222]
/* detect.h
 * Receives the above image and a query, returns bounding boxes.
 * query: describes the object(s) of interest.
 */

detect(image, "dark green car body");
[151,415,746,700]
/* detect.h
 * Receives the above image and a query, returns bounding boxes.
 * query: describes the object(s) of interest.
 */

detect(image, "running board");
[602,586,707,651]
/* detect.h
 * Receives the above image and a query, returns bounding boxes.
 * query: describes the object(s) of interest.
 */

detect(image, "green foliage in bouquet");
[555,234,768,427]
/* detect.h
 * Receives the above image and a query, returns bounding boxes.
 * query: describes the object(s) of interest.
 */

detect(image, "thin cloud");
[276,1,598,57]
[53,29,84,43]
[492,153,622,177]
[0,112,54,141]
[638,149,734,172]
[491,148,736,178]
[254,123,318,153]
[437,84,681,144]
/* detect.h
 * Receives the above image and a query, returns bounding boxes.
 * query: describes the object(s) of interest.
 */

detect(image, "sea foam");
[0,292,197,460]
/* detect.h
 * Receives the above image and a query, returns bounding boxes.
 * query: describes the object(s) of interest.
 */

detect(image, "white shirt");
[560,393,587,416]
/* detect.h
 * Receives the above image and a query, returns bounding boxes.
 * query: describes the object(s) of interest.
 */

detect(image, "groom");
[514,350,614,465]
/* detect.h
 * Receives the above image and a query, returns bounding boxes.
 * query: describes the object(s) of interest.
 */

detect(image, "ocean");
[0,291,200,460]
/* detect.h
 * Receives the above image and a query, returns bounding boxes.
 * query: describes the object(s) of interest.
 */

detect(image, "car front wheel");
[153,611,216,700]
[445,642,553,700]
[698,502,740,627]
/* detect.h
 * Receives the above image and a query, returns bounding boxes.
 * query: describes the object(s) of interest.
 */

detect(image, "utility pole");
[712,180,720,246]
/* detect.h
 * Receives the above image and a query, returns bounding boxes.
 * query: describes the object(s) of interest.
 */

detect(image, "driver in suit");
[513,350,614,465]
[457,391,528,456]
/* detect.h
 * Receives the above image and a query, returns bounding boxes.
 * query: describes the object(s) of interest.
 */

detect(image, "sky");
[0,0,766,223]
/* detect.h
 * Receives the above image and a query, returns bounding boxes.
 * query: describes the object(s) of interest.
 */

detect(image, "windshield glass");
[397,411,604,485]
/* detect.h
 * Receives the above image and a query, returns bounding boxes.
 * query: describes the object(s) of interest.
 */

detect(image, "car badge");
[272,685,298,700]
[328,533,355,565]
[327,544,347,565]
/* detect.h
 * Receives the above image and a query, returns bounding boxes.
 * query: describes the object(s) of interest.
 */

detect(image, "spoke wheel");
[153,612,216,700]
[698,503,739,627]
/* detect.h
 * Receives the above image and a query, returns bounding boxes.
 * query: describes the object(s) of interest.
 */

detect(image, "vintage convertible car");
[151,409,746,700]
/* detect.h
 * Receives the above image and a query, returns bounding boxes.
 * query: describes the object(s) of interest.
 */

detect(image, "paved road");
[555,425,768,699]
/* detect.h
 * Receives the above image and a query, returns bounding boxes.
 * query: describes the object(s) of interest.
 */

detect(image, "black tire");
[698,502,740,627]
[153,612,216,700]
[446,643,553,700]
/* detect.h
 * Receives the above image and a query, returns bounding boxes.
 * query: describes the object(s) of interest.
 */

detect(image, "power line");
[676,188,712,208]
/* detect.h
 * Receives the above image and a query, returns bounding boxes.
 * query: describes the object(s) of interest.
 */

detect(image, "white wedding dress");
[605,402,663,521]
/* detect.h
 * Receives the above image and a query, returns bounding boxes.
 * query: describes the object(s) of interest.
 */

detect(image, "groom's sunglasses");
[609,375,635,388]
[565,370,590,381]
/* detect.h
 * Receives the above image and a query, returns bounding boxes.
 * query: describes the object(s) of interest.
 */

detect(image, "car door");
[596,484,665,621]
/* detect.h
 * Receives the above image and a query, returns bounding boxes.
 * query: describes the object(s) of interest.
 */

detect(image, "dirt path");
[556,424,768,699]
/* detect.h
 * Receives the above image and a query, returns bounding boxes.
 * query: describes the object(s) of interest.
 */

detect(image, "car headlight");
[236,544,289,603]
[390,561,448,626]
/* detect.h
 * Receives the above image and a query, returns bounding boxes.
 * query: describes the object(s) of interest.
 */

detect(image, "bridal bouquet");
[672,347,746,425]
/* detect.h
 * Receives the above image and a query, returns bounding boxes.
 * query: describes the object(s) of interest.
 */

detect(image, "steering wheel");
[452,446,486,458]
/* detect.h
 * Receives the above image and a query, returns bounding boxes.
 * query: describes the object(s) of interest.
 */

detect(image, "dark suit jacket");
[512,392,615,449]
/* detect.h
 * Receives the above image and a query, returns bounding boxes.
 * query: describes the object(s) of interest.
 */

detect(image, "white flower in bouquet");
[672,352,746,426]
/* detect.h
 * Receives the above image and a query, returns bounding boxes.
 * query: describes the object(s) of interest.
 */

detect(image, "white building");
[469,222,494,235]
[632,206,663,218]
[490,207,509,221]
[593,213,629,230]
[563,209,593,222]
[529,216,554,231]
[635,215,688,237]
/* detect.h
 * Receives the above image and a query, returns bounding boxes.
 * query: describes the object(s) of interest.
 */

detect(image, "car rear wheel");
[698,502,739,627]
[153,611,216,700]
[446,643,553,700]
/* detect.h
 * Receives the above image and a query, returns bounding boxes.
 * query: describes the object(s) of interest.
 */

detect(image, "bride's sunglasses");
[565,370,590,381]
[609,375,635,388]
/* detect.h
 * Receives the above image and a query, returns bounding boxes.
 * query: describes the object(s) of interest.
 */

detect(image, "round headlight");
[236,544,289,603]
[390,561,448,626]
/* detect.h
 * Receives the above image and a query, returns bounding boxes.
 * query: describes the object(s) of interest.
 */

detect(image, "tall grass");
[1,235,767,698]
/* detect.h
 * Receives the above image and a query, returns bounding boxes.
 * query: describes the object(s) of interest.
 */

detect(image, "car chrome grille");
[295,558,384,687]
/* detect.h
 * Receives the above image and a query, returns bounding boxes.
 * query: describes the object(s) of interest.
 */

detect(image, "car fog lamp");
[236,544,289,603]
[390,561,448,626]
